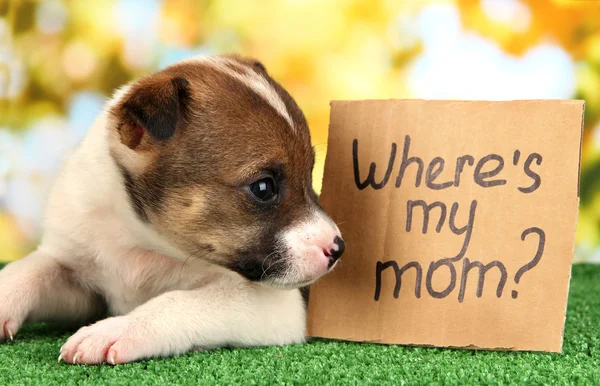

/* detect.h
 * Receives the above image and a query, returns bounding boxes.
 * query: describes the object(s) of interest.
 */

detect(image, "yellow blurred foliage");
[0,213,26,262]
[458,0,600,58]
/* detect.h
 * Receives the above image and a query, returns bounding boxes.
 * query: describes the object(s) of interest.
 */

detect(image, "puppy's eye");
[249,177,277,202]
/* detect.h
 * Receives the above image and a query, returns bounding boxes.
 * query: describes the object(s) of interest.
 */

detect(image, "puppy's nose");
[326,236,345,269]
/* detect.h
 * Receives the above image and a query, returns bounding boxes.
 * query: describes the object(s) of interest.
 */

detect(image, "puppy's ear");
[116,76,191,149]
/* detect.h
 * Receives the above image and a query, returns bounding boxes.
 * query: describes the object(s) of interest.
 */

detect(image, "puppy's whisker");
[260,250,285,281]
[312,144,327,155]
[180,247,212,273]
[260,251,277,274]
[263,254,285,274]
[259,252,274,281]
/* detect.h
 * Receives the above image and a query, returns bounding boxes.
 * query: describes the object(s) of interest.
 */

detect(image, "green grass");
[0,264,599,385]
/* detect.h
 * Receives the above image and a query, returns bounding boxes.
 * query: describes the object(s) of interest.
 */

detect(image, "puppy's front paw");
[59,317,143,365]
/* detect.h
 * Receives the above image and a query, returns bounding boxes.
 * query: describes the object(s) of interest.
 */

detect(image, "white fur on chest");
[86,246,211,315]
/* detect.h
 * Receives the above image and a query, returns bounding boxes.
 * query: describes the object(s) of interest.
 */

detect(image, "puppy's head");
[108,55,344,288]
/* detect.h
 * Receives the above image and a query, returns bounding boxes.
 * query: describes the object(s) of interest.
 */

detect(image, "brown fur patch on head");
[108,55,319,282]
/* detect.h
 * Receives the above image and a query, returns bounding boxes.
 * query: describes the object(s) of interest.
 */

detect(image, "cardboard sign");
[307,100,584,353]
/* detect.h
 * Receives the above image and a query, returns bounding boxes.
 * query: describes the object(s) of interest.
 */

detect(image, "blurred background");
[0,0,599,263]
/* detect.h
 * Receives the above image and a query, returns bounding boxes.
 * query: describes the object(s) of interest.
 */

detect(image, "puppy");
[0,55,344,365]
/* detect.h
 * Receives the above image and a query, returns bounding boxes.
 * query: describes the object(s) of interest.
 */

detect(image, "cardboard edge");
[576,100,586,198]
[329,98,586,104]
[308,336,560,353]
[556,100,586,354]
[317,102,338,195]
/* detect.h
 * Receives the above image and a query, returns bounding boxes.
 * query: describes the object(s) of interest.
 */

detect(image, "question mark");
[512,227,546,299]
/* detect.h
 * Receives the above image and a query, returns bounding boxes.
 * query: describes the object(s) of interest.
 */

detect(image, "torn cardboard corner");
[307,99,585,353]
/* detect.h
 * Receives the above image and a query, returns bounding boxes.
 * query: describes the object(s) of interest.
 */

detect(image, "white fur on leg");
[0,251,101,341]
[59,279,306,365]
